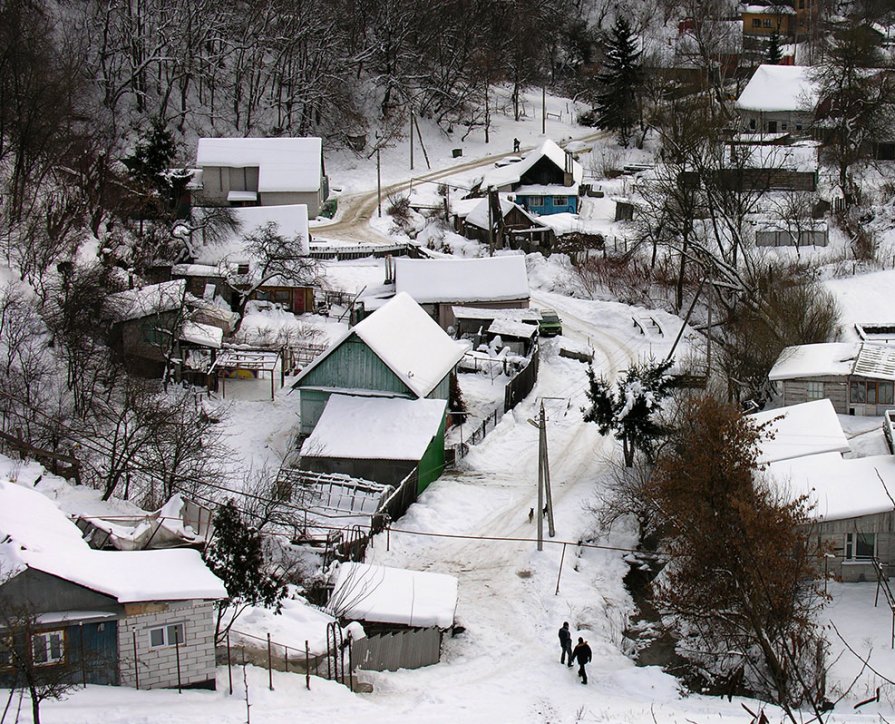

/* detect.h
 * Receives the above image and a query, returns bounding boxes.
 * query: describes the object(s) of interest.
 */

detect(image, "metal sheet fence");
[351,628,442,672]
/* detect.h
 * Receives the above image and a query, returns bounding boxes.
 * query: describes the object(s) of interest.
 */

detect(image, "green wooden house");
[292,292,465,436]
[300,394,448,496]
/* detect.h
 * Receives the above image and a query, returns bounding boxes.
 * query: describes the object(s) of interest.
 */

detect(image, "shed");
[769,342,895,415]
[329,562,458,671]
[0,481,226,690]
[486,319,540,357]
[452,306,542,337]
[194,137,328,216]
[462,197,554,251]
[292,292,464,435]
[753,219,828,248]
[394,256,530,331]
[300,395,447,496]
[767,454,895,581]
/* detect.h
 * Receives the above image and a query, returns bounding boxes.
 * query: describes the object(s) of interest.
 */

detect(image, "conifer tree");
[767,32,783,65]
[594,17,643,148]
[204,499,287,641]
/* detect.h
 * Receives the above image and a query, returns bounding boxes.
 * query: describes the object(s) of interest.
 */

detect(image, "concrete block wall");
[118,600,217,690]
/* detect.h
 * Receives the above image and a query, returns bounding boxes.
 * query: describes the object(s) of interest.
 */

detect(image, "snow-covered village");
[4,1,895,722]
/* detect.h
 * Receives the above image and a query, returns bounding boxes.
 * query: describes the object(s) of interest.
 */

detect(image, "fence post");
[79,623,87,687]
[267,633,273,690]
[132,629,140,690]
[227,633,233,695]
[305,640,311,691]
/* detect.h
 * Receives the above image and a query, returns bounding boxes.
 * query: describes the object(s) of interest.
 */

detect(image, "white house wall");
[117,600,218,689]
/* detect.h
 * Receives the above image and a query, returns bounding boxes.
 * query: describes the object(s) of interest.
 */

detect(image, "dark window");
[553,196,568,207]
[32,631,64,666]
[763,18,772,27]
[851,381,866,403]
[880,382,894,405]
[752,18,761,27]
[846,532,875,560]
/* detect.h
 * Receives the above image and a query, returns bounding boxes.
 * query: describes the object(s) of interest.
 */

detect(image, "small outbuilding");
[735,64,818,134]
[394,255,530,331]
[746,399,851,464]
[300,395,448,496]
[328,562,459,671]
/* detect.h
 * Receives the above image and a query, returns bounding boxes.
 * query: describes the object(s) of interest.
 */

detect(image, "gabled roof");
[196,137,323,193]
[302,395,447,460]
[465,198,543,231]
[0,481,226,603]
[395,256,530,304]
[735,65,819,113]
[106,280,186,322]
[747,399,850,464]
[481,139,583,189]
[293,292,464,398]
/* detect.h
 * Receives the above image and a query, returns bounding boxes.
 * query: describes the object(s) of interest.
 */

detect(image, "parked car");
[538,309,562,336]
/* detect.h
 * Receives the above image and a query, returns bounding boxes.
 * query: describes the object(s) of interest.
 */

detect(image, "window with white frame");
[553,196,568,207]
[148,623,185,648]
[31,630,65,666]
[805,381,824,400]
[845,532,875,560]
[528,196,543,208]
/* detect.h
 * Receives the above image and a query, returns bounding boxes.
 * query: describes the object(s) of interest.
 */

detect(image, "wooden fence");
[0,429,81,483]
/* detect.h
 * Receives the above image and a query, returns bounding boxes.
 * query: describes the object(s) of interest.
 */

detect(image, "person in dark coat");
[572,637,592,684]
[558,622,573,666]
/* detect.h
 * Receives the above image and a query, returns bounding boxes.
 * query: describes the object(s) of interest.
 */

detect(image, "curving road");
[314,130,610,245]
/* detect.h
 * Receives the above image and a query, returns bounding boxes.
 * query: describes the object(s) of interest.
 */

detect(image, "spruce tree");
[594,17,643,148]
[767,31,783,65]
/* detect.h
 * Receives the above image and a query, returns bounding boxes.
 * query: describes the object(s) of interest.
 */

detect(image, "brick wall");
[118,600,217,690]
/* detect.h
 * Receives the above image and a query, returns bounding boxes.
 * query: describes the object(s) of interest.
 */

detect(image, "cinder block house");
[194,137,328,217]
[292,292,465,436]
[0,481,227,690]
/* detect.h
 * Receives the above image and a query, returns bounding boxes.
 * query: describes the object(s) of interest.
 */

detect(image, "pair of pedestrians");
[558,621,592,684]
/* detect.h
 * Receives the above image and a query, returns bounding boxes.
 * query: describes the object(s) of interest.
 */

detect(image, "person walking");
[558,622,573,667]
[572,637,592,684]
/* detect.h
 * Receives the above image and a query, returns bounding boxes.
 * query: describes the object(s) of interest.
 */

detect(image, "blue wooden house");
[292,292,465,436]
[0,481,227,690]
[480,139,583,216]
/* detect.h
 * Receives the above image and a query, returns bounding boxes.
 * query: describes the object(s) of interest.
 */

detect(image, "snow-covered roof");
[106,279,186,322]
[481,139,583,189]
[514,183,579,196]
[196,137,323,193]
[452,306,542,323]
[735,65,818,113]
[395,256,529,304]
[294,292,465,398]
[742,3,795,13]
[302,395,446,461]
[465,198,543,231]
[768,343,859,381]
[0,481,226,603]
[192,203,310,265]
[179,321,223,348]
[747,399,850,464]
[769,342,895,381]
[729,144,818,172]
[488,319,539,339]
[768,453,895,521]
[330,562,458,628]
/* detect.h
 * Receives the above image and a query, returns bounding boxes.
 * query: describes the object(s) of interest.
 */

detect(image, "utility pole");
[485,84,490,144]
[542,86,546,135]
[376,146,382,218]
[535,401,556,551]
[410,106,414,170]
[706,280,713,375]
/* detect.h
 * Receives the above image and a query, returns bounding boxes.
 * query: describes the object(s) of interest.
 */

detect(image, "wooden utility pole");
[376,147,382,217]
[410,106,414,170]
[536,401,556,551]
[485,84,490,144]
[542,86,546,135]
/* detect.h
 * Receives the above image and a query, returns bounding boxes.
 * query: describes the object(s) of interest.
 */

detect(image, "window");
[32,631,64,666]
[845,532,875,560]
[148,623,185,648]
[749,118,756,130]
[763,18,772,27]
[553,196,568,207]
[795,122,803,131]
[236,263,250,275]
[850,380,894,405]
[752,18,761,28]
[528,197,543,208]
[806,381,824,400]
